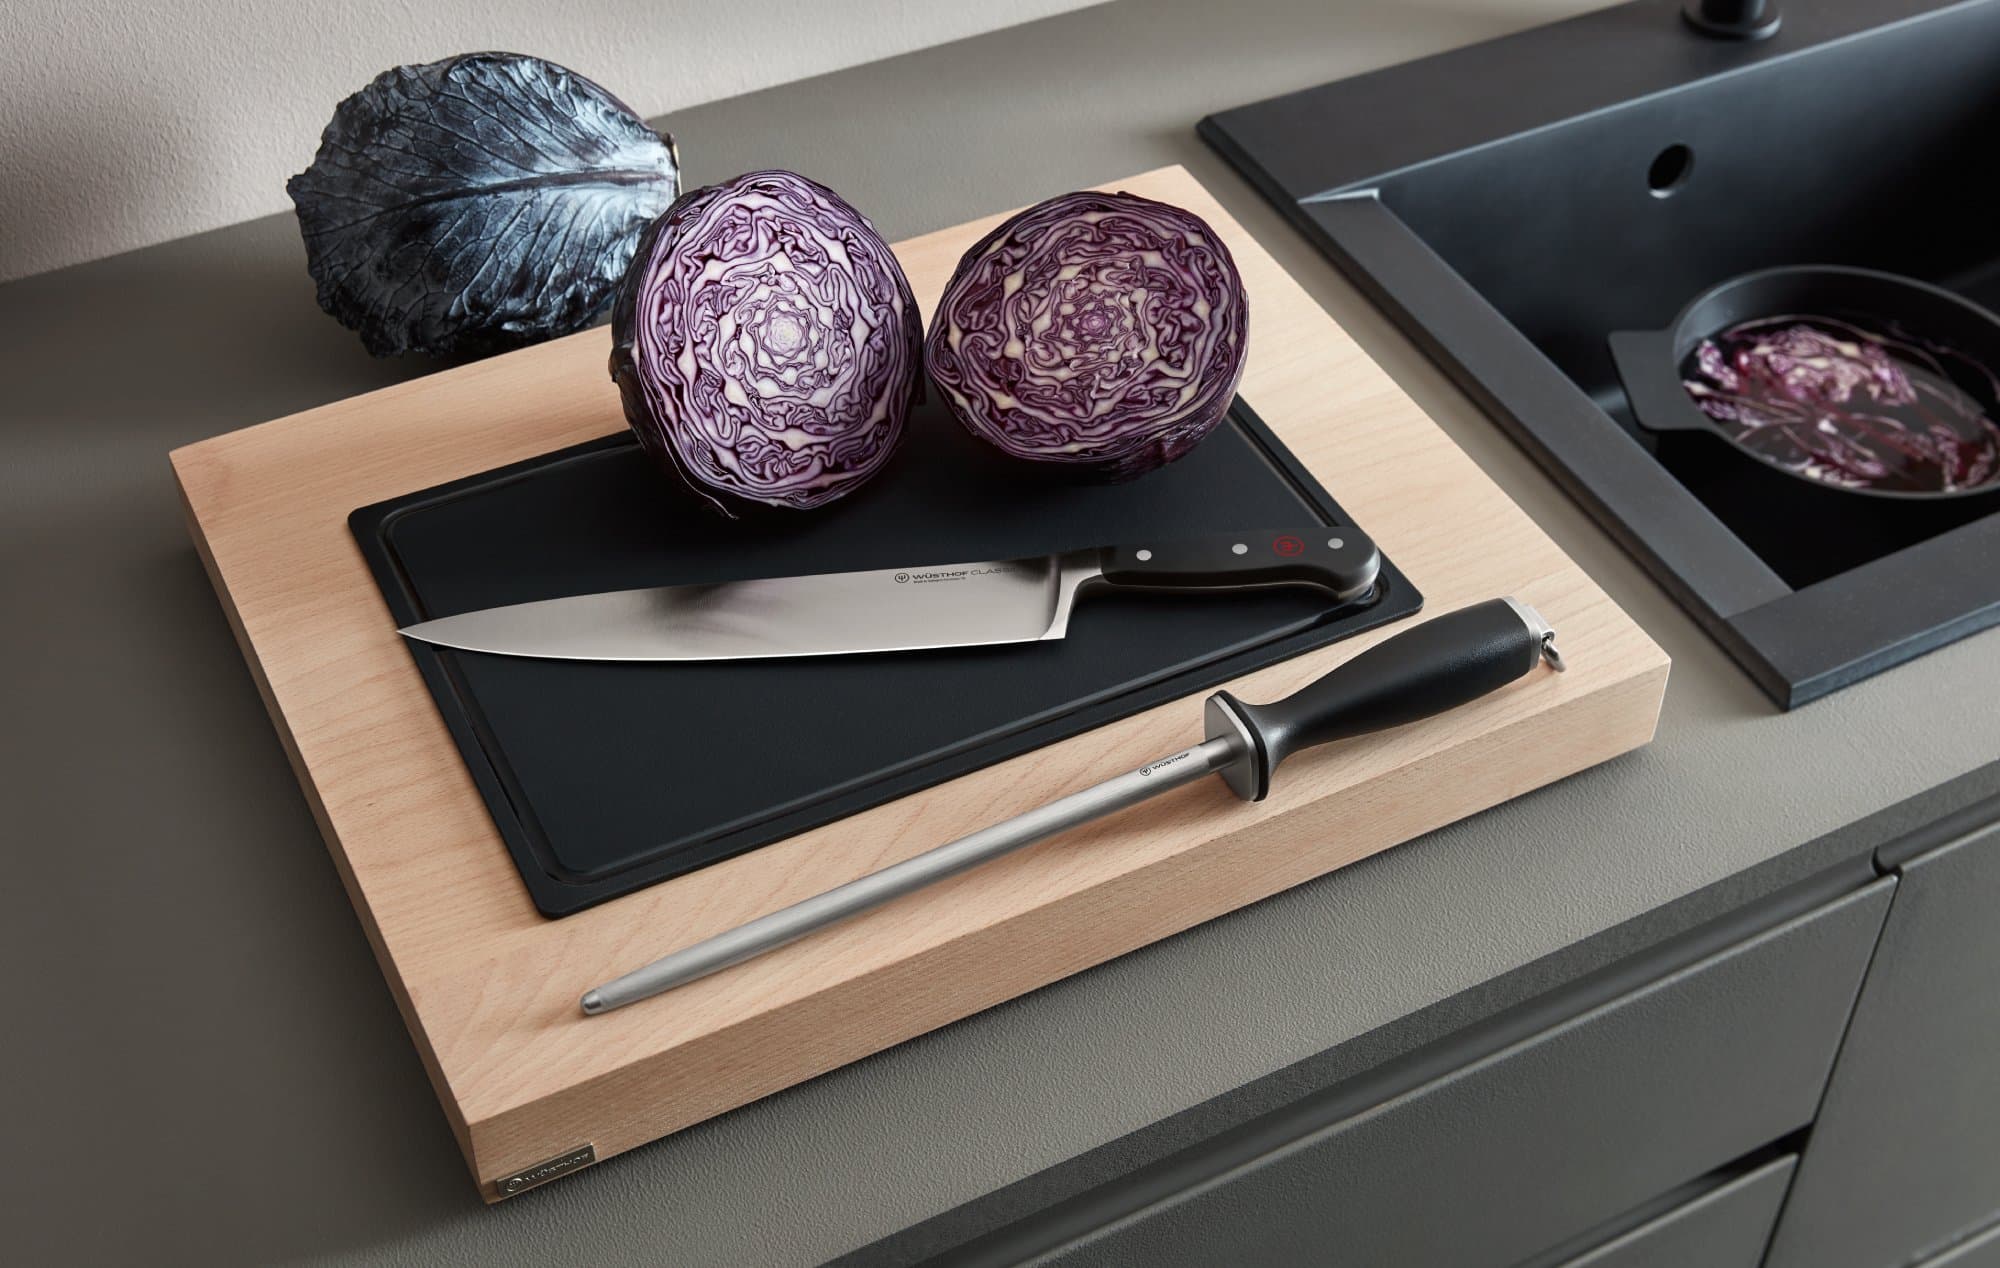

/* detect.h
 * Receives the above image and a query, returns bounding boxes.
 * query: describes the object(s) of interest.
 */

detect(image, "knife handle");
[1204,597,1560,801]
[1098,529,1380,600]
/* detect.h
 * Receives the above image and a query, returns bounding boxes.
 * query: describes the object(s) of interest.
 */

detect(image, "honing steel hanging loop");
[1541,630,1567,672]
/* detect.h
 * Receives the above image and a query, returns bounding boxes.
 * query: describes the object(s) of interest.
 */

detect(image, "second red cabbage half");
[611,170,923,516]
[927,190,1249,480]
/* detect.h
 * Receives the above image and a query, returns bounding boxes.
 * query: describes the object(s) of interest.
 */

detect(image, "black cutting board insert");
[351,397,1420,916]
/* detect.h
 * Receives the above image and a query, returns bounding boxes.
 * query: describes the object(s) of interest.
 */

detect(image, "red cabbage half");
[611,170,922,516]
[926,190,1248,480]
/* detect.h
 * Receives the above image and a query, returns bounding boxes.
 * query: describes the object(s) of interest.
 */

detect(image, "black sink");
[1203,0,2000,707]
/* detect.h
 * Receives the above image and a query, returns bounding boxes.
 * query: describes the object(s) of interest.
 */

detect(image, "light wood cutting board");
[170,164,1668,1200]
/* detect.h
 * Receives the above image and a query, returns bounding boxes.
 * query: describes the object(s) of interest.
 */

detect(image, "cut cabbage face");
[926,190,1249,481]
[611,170,922,516]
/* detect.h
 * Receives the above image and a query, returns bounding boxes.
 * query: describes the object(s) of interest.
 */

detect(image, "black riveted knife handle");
[1204,597,1555,802]
[1098,529,1380,599]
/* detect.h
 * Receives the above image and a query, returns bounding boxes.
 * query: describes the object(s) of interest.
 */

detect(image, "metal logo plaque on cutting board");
[495,1144,596,1197]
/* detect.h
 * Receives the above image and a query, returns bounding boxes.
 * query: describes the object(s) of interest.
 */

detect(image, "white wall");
[0,0,1094,281]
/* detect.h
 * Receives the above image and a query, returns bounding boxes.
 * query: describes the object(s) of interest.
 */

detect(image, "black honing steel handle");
[1098,529,1380,599]
[1205,597,1556,801]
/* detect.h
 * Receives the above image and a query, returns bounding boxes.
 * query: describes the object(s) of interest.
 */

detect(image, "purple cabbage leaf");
[1682,316,2000,493]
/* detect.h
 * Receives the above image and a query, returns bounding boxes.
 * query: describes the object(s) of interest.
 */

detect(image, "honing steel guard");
[581,597,1563,1015]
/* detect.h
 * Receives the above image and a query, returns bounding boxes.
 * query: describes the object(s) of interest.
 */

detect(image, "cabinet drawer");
[1554,1155,1795,1268]
[1768,823,2000,1268]
[1001,880,1892,1268]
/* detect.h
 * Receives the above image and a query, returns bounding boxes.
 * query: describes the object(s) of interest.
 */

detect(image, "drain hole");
[1648,144,1694,197]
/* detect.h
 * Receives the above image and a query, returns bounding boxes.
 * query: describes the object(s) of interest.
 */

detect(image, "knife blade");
[399,528,1381,662]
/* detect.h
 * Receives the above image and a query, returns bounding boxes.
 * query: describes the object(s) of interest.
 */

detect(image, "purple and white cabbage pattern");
[927,191,1248,480]
[1683,316,2000,494]
[611,170,922,515]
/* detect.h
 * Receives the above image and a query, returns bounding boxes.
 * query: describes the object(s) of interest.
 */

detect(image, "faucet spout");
[1683,0,1780,40]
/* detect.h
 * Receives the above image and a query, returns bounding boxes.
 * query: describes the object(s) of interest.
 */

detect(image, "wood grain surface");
[171,165,1669,1199]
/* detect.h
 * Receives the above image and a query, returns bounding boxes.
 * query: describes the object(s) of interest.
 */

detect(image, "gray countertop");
[4,1,1996,1263]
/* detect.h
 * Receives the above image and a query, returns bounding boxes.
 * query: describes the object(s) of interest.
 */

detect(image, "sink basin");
[1203,0,2000,706]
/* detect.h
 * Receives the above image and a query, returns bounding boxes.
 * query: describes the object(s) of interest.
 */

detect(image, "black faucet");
[1683,0,1780,40]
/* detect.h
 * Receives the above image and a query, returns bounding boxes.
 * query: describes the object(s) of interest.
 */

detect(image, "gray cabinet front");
[1767,823,2000,1268]
[1010,882,1891,1268]
[1555,1154,1795,1268]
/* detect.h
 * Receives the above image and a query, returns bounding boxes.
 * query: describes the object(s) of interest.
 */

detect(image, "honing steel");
[580,597,1564,1015]
[400,529,1381,662]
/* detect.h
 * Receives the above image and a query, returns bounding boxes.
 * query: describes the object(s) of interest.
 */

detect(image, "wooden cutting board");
[170,165,1668,1201]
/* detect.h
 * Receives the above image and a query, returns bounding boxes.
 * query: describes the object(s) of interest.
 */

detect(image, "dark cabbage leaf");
[288,52,679,357]
[1683,316,2000,493]
[926,190,1248,480]
[610,169,922,516]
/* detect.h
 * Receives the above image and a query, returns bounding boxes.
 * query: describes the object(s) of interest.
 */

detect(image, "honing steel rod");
[580,597,1564,1016]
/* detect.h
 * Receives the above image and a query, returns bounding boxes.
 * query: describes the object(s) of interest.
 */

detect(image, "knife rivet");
[1136,549,1153,561]
[1231,543,1248,555]
[1328,537,1344,550]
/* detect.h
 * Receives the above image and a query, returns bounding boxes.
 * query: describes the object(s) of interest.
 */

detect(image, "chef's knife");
[400,529,1381,662]
[581,597,1563,1014]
